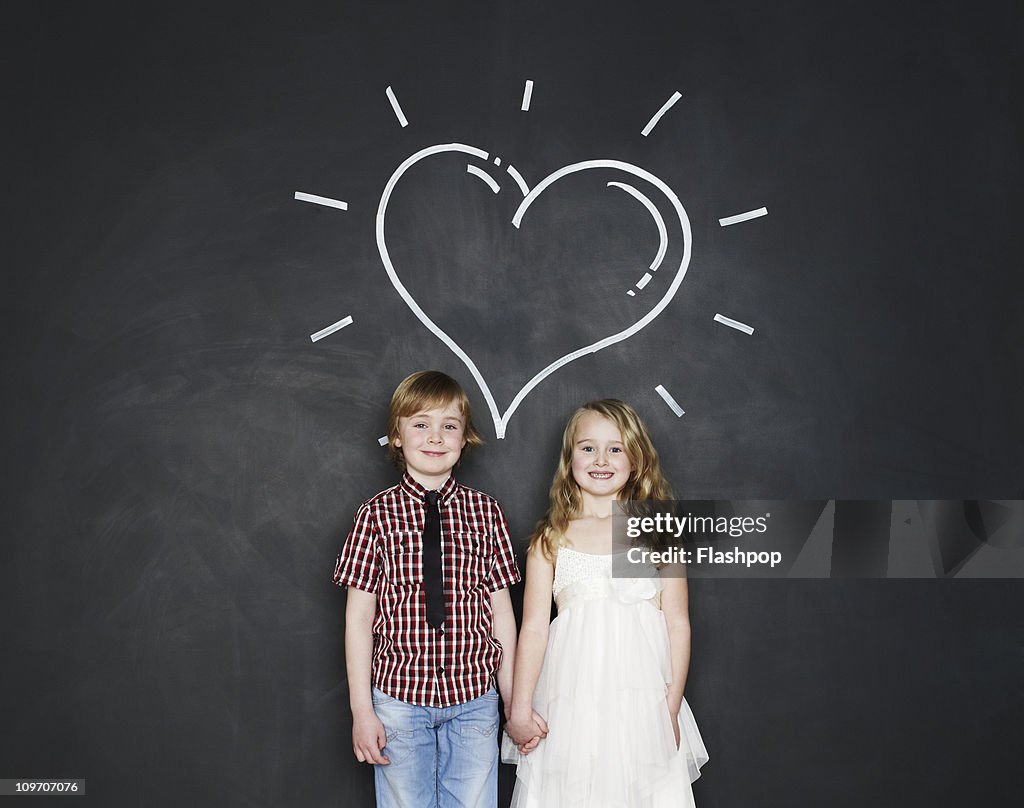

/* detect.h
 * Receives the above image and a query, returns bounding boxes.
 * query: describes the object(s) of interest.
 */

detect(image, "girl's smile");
[571,411,633,500]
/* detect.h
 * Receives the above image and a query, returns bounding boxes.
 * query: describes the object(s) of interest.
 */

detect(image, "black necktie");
[422,491,445,628]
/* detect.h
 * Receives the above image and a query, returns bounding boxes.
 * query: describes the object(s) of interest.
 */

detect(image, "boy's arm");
[345,586,389,765]
[489,587,517,717]
[504,546,553,746]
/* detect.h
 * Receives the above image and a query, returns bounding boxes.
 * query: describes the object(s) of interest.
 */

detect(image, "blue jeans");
[371,686,499,808]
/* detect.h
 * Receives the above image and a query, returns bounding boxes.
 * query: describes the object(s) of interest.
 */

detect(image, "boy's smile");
[394,402,467,489]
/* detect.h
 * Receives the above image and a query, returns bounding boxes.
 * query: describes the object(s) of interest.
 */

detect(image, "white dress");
[505,547,709,807]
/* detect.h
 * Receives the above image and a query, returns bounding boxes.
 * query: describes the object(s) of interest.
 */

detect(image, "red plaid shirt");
[333,473,521,707]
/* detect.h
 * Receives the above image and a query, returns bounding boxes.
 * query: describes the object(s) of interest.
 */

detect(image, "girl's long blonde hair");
[530,399,673,560]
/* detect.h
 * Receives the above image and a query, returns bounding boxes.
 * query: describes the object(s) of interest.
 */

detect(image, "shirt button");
[438,627,445,635]
[437,666,445,675]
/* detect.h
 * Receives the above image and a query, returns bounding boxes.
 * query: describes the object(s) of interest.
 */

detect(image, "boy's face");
[394,401,467,489]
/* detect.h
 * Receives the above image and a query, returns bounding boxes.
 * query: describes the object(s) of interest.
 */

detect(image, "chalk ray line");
[294,191,348,211]
[521,80,534,111]
[655,384,685,417]
[714,313,755,335]
[310,315,353,342]
[466,164,500,193]
[719,207,768,226]
[378,146,691,439]
[607,181,668,271]
[385,86,409,127]
[641,91,682,137]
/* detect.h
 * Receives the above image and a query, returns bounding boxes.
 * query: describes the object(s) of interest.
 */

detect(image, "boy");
[333,371,521,808]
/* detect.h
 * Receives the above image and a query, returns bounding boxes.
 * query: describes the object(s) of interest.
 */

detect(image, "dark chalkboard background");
[3,1,1022,805]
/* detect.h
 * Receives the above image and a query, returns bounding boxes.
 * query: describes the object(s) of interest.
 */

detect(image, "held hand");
[518,735,542,755]
[530,709,549,738]
[505,710,548,746]
[352,710,390,765]
[504,715,537,746]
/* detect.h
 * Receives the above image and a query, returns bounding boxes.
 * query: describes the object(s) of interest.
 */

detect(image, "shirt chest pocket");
[380,532,423,588]
[450,532,492,592]
[380,530,492,590]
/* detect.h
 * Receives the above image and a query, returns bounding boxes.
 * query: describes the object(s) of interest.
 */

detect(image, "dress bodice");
[552,546,662,612]
[552,546,613,598]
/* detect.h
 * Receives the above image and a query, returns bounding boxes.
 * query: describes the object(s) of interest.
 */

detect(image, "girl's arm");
[504,546,555,745]
[661,571,692,747]
[345,586,390,764]
[490,587,517,716]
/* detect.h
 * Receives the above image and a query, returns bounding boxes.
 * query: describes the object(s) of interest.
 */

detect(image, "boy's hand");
[352,709,390,765]
[505,710,548,747]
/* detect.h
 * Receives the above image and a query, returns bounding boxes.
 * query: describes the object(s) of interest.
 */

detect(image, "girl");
[504,400,708,807]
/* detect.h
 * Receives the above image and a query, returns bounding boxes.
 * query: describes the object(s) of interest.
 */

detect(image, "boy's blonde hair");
[530,399,673,560]
[386,371,484,469]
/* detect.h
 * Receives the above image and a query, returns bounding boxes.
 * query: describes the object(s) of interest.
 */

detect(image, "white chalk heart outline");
[376,143,692,438]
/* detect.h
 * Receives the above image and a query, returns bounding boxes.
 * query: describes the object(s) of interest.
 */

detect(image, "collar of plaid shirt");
[398,471,458,506]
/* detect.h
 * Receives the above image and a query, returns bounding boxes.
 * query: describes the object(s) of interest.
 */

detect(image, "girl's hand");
[518,735,542,755]
[352,708,390,765]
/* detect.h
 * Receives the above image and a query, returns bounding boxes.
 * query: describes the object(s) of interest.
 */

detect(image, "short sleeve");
[486,501,521,592]
[333,502,380,592]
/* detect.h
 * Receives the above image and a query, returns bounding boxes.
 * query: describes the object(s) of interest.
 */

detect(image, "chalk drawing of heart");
[376,143,692,438]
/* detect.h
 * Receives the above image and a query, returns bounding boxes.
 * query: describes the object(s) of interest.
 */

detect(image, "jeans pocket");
[370,689,416,766]
[457,689,499,763]
[380,728,415,767]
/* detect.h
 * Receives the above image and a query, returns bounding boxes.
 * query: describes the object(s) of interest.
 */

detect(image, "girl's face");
[570,411,633,500]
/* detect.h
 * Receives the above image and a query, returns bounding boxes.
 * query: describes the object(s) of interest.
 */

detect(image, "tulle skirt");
[504,588,708,807]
